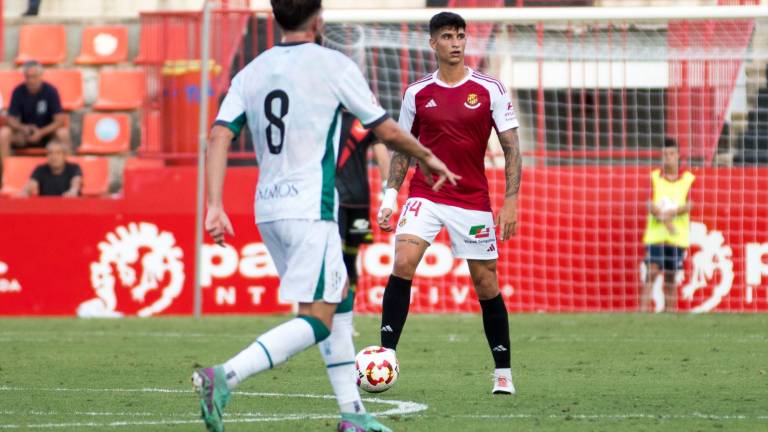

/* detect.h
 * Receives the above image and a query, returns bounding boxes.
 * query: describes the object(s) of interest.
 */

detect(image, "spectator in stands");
[0,60,69,187]
[23,0,42,16]
[640,138,695,313]
[20,138,82,197]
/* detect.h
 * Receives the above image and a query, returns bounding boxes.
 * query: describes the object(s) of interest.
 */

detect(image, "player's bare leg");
[380,234,429,351]
[468,259,515,394]
[641,263,661,313]
[663,271,678,313]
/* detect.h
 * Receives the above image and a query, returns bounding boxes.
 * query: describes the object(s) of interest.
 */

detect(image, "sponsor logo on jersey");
[425,99,438,108]
[464,93,482,110]
[469,224,490,239]
[257,183,299,200]
[77,222,185,318]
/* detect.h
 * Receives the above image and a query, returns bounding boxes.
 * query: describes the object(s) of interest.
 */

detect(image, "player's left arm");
[497,128,522,241]
[491,84,522,242]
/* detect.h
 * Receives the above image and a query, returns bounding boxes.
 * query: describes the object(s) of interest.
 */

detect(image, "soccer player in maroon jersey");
[377,11,522,395]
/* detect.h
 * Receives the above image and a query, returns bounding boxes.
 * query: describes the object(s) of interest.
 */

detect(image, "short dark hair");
[663,137,678,148]
[271,0,321,31]
[429,12,466,37]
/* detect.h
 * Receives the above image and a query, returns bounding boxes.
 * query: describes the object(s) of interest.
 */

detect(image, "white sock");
[224,317,324,390]
[495,367,512,378]
[319,312,366,414]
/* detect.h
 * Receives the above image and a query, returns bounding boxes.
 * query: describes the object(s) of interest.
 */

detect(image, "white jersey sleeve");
[214,72,247,137]
[334,63,388,128]
[491,85,519,133]
[398,89,417,136]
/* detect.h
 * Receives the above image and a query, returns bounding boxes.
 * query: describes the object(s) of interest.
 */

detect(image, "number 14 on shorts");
[402,200,422,217]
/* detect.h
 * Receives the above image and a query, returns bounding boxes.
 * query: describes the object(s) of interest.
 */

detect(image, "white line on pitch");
[443,413,768,421]
[0,386,428,429]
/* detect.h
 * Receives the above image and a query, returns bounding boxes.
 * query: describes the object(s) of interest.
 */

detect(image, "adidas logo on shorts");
[487,244,496,252]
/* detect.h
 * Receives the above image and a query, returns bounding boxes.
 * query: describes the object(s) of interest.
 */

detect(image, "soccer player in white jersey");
[377,12,522,395]
[193,2,458,431]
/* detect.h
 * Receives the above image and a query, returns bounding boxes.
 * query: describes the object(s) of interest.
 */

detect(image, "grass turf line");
[0,314,766,431]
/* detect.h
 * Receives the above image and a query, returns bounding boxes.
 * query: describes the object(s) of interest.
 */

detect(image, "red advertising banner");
[0,166,766,316]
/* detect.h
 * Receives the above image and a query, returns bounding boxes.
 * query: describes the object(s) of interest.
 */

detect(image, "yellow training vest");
[642,169,695,248]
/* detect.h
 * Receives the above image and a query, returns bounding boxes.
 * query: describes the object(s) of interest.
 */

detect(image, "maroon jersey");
[399,69,518,212]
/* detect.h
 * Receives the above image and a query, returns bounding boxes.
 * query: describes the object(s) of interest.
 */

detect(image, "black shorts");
[645,244,686,271]
[338,206,373,248]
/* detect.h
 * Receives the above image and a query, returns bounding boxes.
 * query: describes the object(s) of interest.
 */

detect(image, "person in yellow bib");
[641,138,695,313]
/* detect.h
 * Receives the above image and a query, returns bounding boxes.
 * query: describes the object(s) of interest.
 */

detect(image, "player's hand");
[418,154,460,192]
[205,205,235,246]
[664,220,677,235]
[495,197,518,241]
[378,207,394,232]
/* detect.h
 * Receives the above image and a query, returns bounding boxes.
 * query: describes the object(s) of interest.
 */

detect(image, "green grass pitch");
[1,314,766,431]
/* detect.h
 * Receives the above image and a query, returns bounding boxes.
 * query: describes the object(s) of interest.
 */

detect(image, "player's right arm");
[375,86,429,232]
[205,73,246,246]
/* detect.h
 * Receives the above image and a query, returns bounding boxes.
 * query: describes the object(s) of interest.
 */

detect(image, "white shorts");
[258,219,347,304]
[395,198,498,260]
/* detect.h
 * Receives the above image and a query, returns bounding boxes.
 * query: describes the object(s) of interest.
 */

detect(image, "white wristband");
[379,188,398,214]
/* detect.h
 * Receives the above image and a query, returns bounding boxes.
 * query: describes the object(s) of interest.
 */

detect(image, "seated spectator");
[0,60,70,187]
[21,138,82,197]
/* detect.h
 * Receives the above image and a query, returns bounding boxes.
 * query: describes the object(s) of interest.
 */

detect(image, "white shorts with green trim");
[258,219,347,304]
[395,198,499,260]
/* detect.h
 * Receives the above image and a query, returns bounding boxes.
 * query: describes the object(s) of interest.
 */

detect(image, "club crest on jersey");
[399,218,408,227]
[464,93,481,110]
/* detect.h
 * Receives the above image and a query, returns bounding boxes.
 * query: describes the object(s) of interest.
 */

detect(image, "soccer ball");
[355,345,399,393]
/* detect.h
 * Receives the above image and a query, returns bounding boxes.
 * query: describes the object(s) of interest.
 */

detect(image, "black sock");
[479,294,511,369]
[342,249,358,286]
[380,275,412,350]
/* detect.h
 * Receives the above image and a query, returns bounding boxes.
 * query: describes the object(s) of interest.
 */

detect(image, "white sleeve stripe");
[405,74,434,91]
[471,73,505,95]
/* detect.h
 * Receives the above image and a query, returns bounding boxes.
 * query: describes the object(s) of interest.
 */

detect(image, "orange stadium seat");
[42,69,84,110]
[79,113,131,154]
[0,157,45,196]
[0,70,24,110]
[72,156,110,196]
[93,69,146,110]
[76,26,129,65]
[16,25,67,65]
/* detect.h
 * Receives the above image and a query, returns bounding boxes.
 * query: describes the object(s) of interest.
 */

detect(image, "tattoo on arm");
[498,129,522,198]
[387,151,411,191]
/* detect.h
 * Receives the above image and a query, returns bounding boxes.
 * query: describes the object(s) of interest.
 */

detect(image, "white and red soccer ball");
[355,346,399,393]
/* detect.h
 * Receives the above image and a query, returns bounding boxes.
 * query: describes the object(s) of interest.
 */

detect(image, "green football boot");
[337,413,393,432]
[191,365,231,432]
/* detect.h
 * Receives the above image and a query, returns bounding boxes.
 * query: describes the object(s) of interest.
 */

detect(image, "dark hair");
[271,0,321,31]
[663,137,678,148]
[429,11,466,36]
[22,60,42,73]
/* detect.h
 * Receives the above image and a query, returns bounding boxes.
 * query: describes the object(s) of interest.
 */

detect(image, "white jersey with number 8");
[215,42,387,223]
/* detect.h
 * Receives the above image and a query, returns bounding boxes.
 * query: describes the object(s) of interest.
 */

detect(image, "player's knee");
[646,264,661,281]
[392,253,419,279]
[471,265,498,299]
